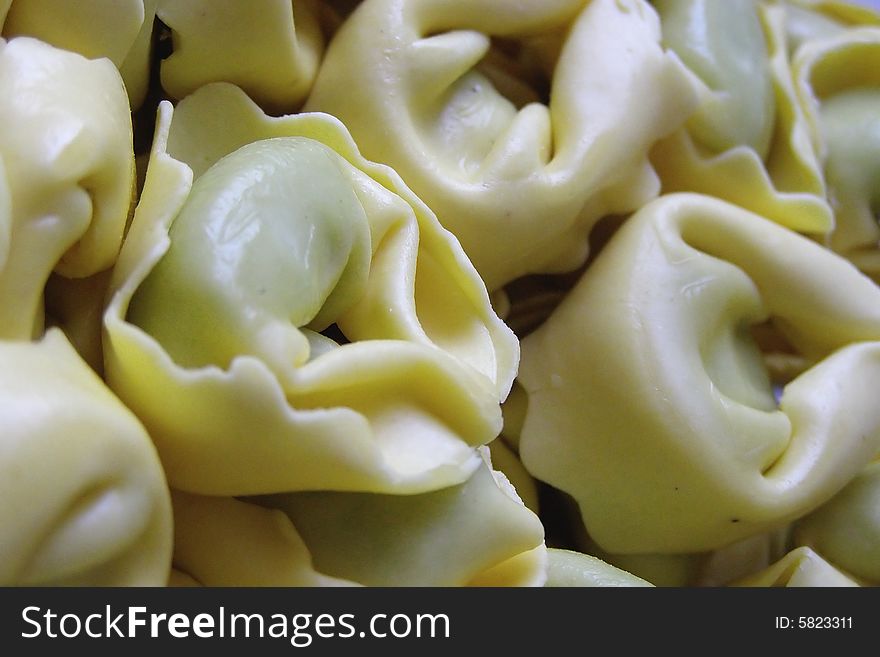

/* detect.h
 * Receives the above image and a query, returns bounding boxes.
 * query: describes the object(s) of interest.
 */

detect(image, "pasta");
[105,88,518,496]
[157,0,325,113]
[2,0,879,589]
[649,0,833,233]
[305,0,700,289]
[171,453,547,587]
[544,549,652,588]
[731,546,861,587]
[793,25,880,280]
[0,330,171,585]
[0,36,134,341]
[518,193,880,553]
[1,0,158,109]
[794,460,880,584]
[583,526,793,586]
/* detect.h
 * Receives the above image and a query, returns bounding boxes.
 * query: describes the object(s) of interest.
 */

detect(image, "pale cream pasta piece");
[0,329,172,586]
[650,0,833,233]
[693,526,794,586]
[487,436,539,514]
[793,27,880,281]
[519,193,880,554]
[171,456,545,587]
[785,0,880,52]
[499,380,529,454]
[104,87,518,498]
[0,36,134,340]
[585,526,792,586]
[262,454,547,586]
[170,492,356,587]
[305,0,700,290]
[583,551,701,588]
[730,546,860,586]
[784,1,878,52]
[544,549,652,587]
[793,460,880,584]
[157,0,325,113]
[1,0,158,109]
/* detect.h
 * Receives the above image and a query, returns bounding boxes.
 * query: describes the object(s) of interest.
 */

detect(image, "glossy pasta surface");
[1,0,879,588]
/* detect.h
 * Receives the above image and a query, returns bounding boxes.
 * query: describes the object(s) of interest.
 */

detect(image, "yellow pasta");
[519,193,880,554]
[0,329,171,585]
[1,0,877,589]
[306,0,699,289]
[172,454,546,587]
[1,0,158,108]
[650,0,833,233]
[794,460,880,584]
[793,26,880,281]
[544,549,652,588]
[104,90,517,497]
[0,36,134,341]
[157,0,325,113]
[731,546,860,586]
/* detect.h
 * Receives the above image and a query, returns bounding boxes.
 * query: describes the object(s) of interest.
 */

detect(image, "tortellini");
[518,193,880,554]
[793,26,880,281]
[157,0,326,113]
[585,526,792,586]
[1,0,158,109]
[305,0,700,289]
[544,550,652,587]
[3,0,879,589]
[104,84,518,497]
[0,329,172,585]
[487,436,539,513]
[794,461,880,584]
[650,0,833,233]
[0,36,134,341]
[786,0,880,47]
[172,455,546,587]
[170,492,356,587]
[731,546,860,586]
[657,0,776,157]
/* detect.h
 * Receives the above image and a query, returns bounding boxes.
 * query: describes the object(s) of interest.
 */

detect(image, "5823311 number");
[798,617,852,629]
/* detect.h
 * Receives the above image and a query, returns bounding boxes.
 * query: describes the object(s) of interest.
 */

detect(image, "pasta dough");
[172,455,546,587]
[0,330,171,585]
[157,0,325,113]
[544,549,652,588]
[794,460,880,584]
[1,0,158,108]
[104,89,518,497]
[519,193,880,553]
[793,26,880,281]
[0,36,134,340]
[306,0,699,289]
[731,546,860,586]
[650,0,833,233]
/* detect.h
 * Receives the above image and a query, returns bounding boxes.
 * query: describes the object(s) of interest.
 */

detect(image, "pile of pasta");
[1,0,878,587]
